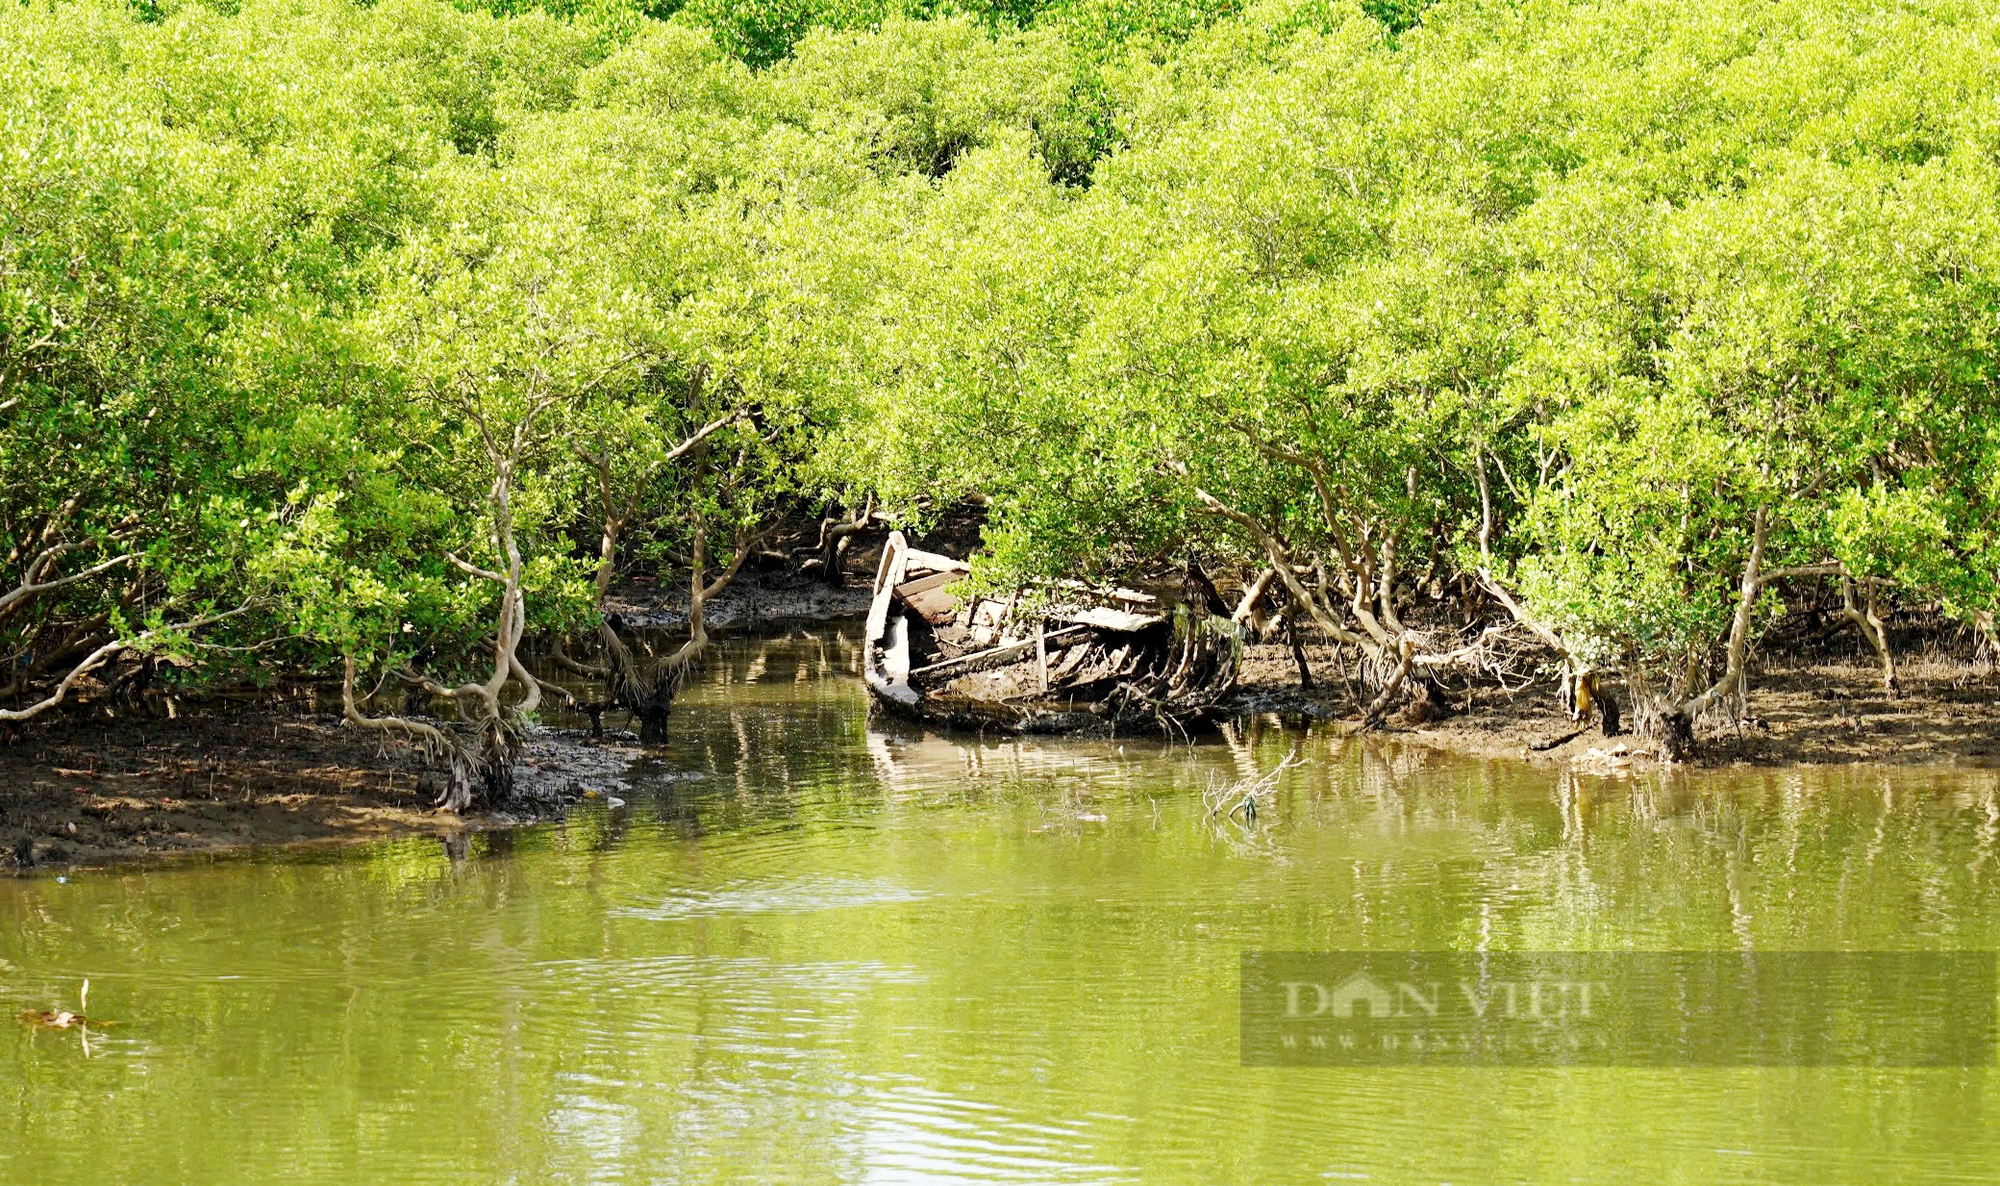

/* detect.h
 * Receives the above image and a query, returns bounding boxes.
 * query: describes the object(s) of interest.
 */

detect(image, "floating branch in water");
[1203,749,1305,822]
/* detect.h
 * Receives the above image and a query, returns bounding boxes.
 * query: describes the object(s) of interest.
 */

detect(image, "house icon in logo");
[1329,972,1395,1018]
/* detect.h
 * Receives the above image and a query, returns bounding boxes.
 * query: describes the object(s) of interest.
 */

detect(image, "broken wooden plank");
[894,569,966,624]
[895,570,962,599]
[901,547,970,577]
[865,532,912,670]
[908,625,1089,689]
[1054,606,1164,632]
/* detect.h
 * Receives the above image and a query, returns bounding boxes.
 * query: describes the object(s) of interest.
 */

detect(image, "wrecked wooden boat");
[862,531,1244,734]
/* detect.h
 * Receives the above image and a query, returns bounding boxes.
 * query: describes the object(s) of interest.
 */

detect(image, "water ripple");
[614,875,931,920]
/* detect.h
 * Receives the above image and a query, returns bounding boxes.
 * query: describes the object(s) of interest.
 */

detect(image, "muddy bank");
[601,516,977,634]
[1235,641,2000,770]
[0,554,891,873]
[17,541,2000,873]
[631,565,2000,775]
[1,712,638,873]
[606,569,871,632]
[0,568,874,874]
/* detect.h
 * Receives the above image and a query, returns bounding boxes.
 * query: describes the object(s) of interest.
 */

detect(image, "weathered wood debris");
[861,532,1244,734]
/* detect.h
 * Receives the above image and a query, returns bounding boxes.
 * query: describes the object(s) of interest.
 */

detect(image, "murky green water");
[4,627,1998,1184]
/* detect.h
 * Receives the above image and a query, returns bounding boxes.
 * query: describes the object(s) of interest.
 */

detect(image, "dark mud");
[606,568,871,631]
[1234,641,2000,771]
[15,527,2000,871]
[0,555,882,873]
[0,712,637,873]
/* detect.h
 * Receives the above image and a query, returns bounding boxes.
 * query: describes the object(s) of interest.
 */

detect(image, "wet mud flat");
[13,562,2000,872]
[0,711,636,872]
[1235,642,2000,769]
[604,566,873,632]
[0,568,855,874]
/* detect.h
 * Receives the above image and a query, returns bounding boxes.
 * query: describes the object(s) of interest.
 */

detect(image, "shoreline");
[1236,642,2000,772]
[1,568,870,875]
[1,713,640,876]
[10,577,1999,873]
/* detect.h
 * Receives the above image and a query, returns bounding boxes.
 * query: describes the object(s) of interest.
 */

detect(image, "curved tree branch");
[0,552,134,623]
[0,604,249,723]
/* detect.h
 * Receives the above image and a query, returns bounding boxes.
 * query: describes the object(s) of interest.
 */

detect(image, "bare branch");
[444,551,507,584]
[0,603,250,723]
[395,667,488,704]
[1171,465,1375,655]
[0,552,134,622]
[700,523,770,604]
[551,636,609,679]
[663,408,747,465]
[1756,562,1845,586]
[1476,570,1569,657]
[342,655,452,749]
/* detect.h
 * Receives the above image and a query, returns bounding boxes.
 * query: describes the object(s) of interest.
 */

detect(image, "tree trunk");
[1598,688,1622,737]
[623,519,760,745]
[1660,504,1776,756]
[412,461,541,811]
[341,655,478,811]
[1360,638,1413,729]
[1231,567,1279,637]
[1657,710,1694,761]
[1287,620,1315,691]
[1840,576,1898,695]
[1682,506,1769,724]
[806,496,878,587]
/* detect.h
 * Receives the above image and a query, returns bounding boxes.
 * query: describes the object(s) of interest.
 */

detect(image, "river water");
[3,627,1998,1183]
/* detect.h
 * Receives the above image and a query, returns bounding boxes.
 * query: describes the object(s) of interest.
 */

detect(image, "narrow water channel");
[4,626,1997,1184]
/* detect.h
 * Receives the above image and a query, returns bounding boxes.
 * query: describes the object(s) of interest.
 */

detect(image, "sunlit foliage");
[6,0,1999,759]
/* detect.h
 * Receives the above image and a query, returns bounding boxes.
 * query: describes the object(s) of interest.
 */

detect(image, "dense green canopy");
[6,0,2000,776]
